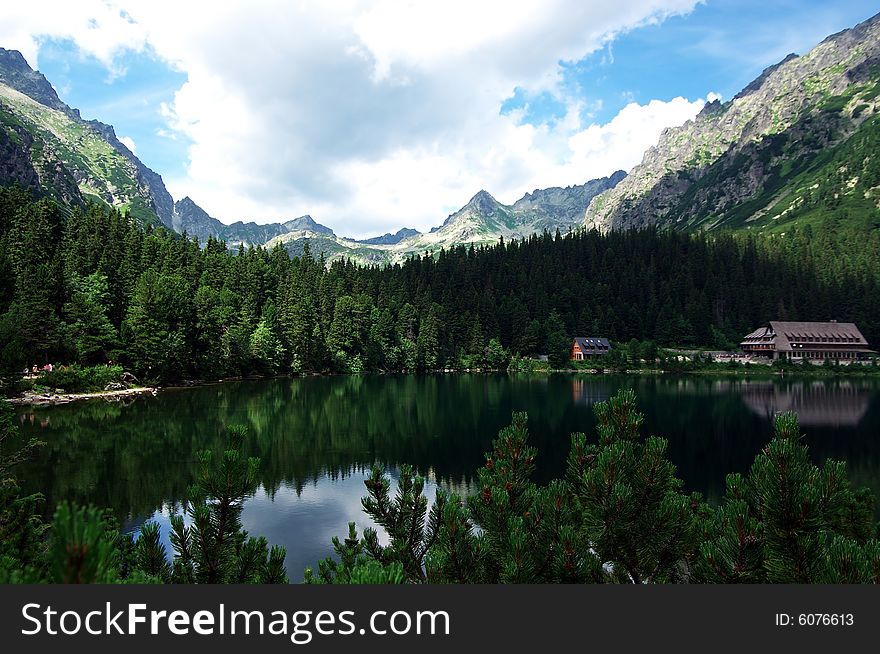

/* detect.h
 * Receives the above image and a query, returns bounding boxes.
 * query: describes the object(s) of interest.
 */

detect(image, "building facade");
[570,337,611,360]
[740,321,874,361]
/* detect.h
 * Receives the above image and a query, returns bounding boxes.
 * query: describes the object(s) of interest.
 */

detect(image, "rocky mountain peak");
[358,227,421,245]
[0,48,79,118]
[282,214,334,235]
[468,189,499,211]
[176,196,199,210]
[460,190,504,223]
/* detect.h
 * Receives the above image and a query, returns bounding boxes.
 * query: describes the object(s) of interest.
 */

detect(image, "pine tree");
[0,403,47,581]
[545,310,569,368]
[565,390,700,583]
[306,465,444,584]
[160,425,288,583]
[62,272,118,362]
[695,412,880,583]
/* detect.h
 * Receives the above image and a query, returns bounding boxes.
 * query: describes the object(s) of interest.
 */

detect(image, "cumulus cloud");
[1,0,710,237]
[564,97,710,181]
[0,1,146,74]
[118,135,137,154]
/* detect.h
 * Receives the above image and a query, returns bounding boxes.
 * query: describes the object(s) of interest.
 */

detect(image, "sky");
[0,0,877,238]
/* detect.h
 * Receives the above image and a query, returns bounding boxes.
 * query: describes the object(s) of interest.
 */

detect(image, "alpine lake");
[13,374,880,581]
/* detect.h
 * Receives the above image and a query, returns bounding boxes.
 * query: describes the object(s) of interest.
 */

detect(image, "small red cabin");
[570,337,611,360]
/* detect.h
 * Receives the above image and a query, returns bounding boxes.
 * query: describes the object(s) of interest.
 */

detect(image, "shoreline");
[7,386,158,407]
[7,364,879,407]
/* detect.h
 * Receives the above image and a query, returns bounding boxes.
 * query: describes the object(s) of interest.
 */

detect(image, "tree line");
[2,184,879,387]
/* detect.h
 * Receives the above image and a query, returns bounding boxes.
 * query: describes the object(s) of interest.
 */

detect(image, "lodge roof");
[740,321,872,352]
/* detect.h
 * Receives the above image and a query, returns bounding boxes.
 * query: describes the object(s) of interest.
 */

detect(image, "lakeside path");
[6,386,158,406]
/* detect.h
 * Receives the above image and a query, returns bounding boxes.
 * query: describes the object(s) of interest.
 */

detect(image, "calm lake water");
[14,374,880,581]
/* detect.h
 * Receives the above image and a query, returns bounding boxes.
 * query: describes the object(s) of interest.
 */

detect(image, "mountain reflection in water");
[15,374,880,579]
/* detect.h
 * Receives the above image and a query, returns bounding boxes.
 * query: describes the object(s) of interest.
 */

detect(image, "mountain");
[0,45,626,264]
[358,227,420,245]
[172,196,336,248]
[427,189,516,239]
[171,197,227,240]
[281,215,334,236]
[512,171,627,232]
[0,48,75,117]
[583,12,880,233]
[0,48,175,228]
[258,172,625,265]
[407,171,627,254]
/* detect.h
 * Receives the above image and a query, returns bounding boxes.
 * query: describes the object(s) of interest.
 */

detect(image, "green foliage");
[249,316,285,374]
[1,418,287,584]
[163,425,288,583]
[506,355,551,373]
[62,273,118,362]
[0,403,47,581]
[37,363,124,393]
[545,311,569,369]
[485,338,511,369]
[466,412,605,583]
[303,524,407,584]
[333,465,442,583]
[316,390,879,585]
[2,187,880,383]
[122,269,192,381]
[695,412,880,583]
[566,389,699,582]
[47,503,124,583]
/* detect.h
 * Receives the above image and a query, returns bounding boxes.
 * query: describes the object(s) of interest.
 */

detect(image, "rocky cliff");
[583,12,880,232]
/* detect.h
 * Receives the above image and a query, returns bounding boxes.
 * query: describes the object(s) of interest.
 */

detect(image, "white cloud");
[1,1,708,237]
[118,135,136,154]
[564,97,710,182]
[0,1,146,73]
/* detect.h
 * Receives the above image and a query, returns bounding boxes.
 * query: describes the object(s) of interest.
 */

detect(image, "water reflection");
[741,381,871,427]
[14,374,880,578]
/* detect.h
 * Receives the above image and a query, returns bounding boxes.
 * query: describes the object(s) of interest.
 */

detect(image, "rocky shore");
[6,386,158,406]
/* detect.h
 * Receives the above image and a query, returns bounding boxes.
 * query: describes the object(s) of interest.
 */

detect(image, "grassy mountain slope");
[583,11,880,234]
[734,112,880,236]
[0,49,174,228]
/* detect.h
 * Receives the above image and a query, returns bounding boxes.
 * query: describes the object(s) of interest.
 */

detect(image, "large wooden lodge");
[740,321,874,361]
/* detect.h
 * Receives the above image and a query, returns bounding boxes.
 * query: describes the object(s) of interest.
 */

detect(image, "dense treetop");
[1,185,878,383]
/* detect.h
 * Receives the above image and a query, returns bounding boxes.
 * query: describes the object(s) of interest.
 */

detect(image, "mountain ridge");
[582,10,880,233]
[4,8,879,267]
[0,49,176,228]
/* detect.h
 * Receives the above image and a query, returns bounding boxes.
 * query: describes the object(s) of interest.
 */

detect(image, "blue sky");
[36,40,190,185]
[503,0,879,127]
[2,0,878,236]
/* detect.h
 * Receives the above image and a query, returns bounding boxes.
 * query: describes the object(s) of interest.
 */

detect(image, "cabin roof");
[573,337,610,349]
